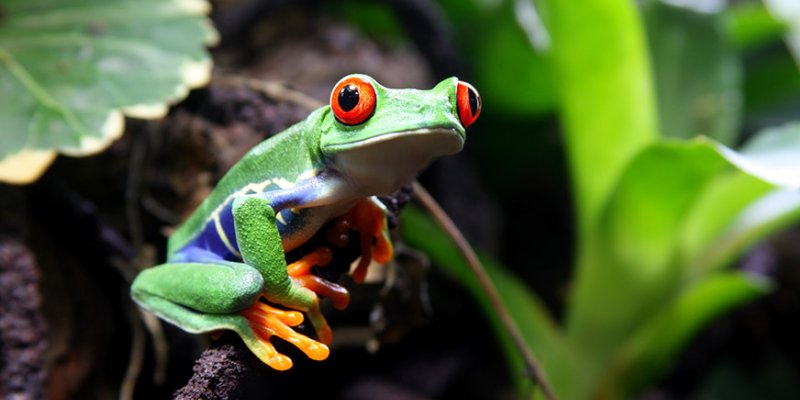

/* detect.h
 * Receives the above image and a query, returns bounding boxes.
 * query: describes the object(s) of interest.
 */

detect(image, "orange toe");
[241,298,330,368]
[287,247,333,277]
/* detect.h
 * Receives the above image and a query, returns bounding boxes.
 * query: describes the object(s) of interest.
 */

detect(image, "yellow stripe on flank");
[275,211,287,225]
[214,214,241,258]
[206,172,308,230]
[209,178,274,221]
[273,177,294,189]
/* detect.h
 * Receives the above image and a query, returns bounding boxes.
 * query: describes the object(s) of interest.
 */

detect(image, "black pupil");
[468,89,479,116]
[338,84,359,111]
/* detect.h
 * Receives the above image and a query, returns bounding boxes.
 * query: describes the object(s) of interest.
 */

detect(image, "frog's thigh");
[131,261,263,315]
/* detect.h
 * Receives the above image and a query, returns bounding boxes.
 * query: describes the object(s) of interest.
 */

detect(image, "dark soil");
[0,239,48,399]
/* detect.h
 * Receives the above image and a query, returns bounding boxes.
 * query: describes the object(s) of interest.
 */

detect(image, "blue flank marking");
[174,202,240,262]
[170,247,225,263]
[173,202,301,263]
[171,172,331,264]
[219,202,238,249]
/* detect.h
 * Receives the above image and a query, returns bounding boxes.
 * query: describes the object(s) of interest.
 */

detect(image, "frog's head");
[319,74,481,194]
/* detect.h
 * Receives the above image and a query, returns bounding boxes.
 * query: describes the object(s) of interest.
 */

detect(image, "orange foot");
[240,297,330,370]
[325,198,394,284]
[288,247,351,311]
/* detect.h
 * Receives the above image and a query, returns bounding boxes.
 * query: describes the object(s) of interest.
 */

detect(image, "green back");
[168,108,327,253]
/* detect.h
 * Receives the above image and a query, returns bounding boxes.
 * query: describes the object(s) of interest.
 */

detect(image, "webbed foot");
[240,297,330,370]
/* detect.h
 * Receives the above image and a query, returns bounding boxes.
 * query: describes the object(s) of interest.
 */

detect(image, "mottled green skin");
[166,110,324,256]
[130,74,468,367]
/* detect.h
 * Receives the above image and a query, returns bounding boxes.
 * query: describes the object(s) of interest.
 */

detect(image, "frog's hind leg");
[131,261,263,319]
[131,261,328,370]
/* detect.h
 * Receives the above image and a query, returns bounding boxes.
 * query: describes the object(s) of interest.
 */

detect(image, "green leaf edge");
[0,0,217,184]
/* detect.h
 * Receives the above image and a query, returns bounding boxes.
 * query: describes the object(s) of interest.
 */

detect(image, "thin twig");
[120,304,146,400]
[140,309,169,385]
[411,181,558,400]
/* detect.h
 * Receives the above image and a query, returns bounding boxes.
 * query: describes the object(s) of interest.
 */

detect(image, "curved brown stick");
[412,181,558,400]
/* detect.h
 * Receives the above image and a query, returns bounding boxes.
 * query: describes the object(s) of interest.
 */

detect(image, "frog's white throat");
[330,127,464,196]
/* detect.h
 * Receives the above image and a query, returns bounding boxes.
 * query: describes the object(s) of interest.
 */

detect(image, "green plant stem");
[542,0,659,246]
[411,181,557,400]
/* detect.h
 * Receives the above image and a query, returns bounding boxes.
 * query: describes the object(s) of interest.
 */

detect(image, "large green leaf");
[685,124,800,275]
[690,188,800,276]
[717,122,800,189]
[645,1,742,145]
[566,124,800,395]
[540,0,659,245]
[597,272,771,398]
[676,170,773,268]
[0,0,216,184]
[566,141,731,367]
[540,0,661,364]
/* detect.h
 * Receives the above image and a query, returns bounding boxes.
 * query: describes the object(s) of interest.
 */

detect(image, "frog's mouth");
[327,127,465,195]
[325,127,464,155]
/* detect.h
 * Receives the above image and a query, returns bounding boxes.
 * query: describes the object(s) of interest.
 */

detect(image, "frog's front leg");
[325,197,393,283]
[232,195,334,344]
[284,196,393,312]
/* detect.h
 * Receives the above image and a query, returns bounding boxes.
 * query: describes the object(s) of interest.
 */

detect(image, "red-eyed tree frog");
[130,74,481,370]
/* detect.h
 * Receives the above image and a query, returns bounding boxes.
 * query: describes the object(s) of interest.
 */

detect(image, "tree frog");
[131,74,481,370]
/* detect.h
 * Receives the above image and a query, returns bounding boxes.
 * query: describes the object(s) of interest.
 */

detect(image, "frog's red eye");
[330,76,376,126]
[456,81,481,128]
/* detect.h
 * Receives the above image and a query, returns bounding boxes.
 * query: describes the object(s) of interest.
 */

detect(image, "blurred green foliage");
[332,0,800,398]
